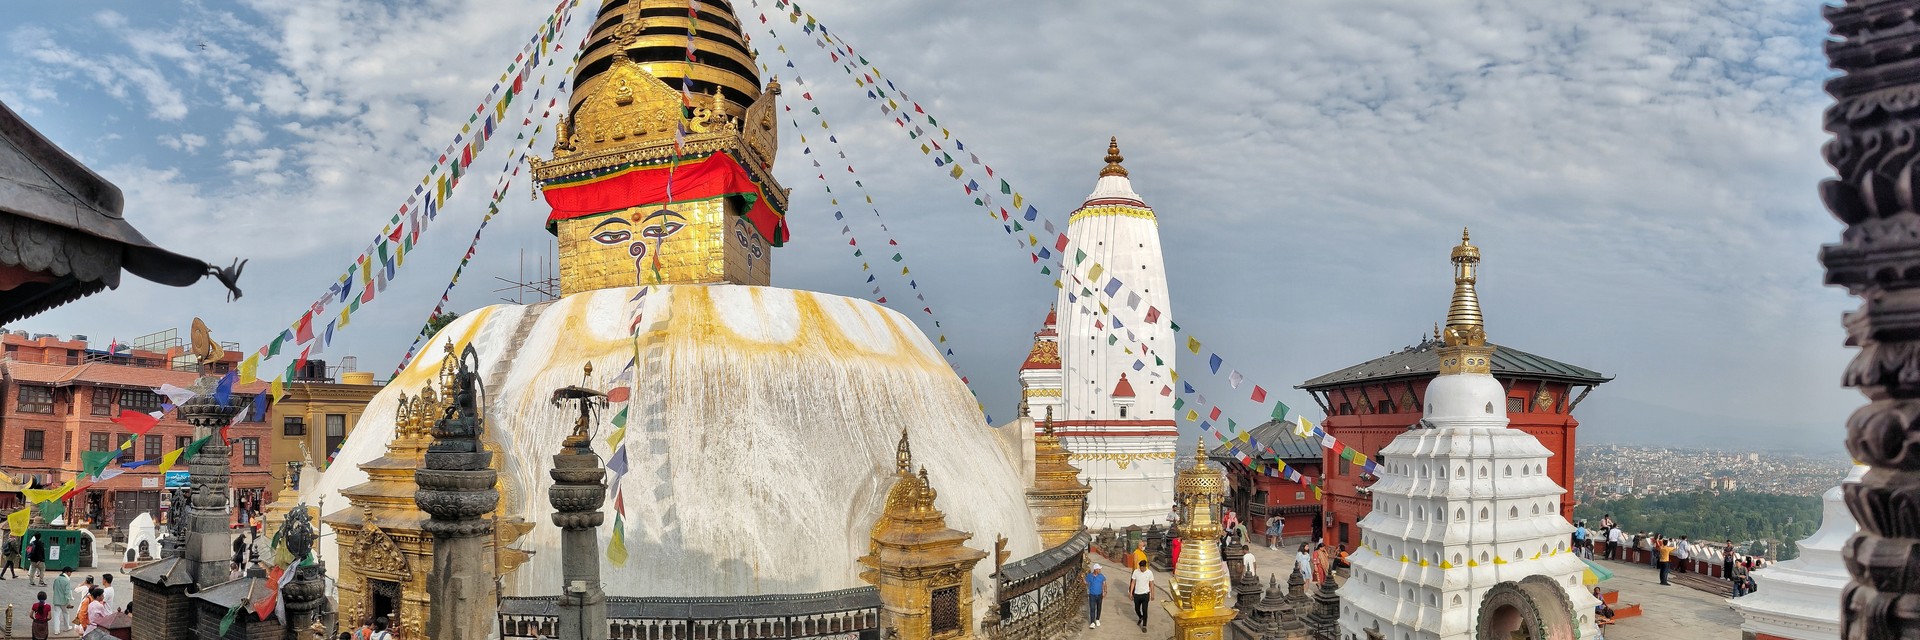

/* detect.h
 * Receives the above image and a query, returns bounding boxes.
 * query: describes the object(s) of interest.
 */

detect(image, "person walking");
[1130,560,1155,632]
[1675,536,1692,574]
[26,535,46,586]
[48,569,71,637]
[1265,516,1283,550]
[1656,537,1676,586]
[1086,565,1106,628]
[78,587,105,636]
[1,533,18,580]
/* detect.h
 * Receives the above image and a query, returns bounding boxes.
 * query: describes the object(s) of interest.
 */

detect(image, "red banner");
[542,152,789,245]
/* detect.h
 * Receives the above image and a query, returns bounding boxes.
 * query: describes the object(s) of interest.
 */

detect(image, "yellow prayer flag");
[1185,410,1198,422]
[949,165,963,178]
[21,488,61,504]
[270,377,285,402]
[1294,416,1314,438]
[239,354,260,384]
[605,426,627,449]
[7,507,28,537]
[1187,336,1202,354]
[339,306,352,328]
[1087,264,1105,282]
[156,449,184,474]
[1013,193,1024,209]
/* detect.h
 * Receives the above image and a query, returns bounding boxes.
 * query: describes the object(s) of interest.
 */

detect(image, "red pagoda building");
[1207,420,1324,541]
[1300,327,1609,549]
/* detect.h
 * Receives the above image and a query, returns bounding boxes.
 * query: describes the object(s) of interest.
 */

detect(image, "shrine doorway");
[369,578,401,624]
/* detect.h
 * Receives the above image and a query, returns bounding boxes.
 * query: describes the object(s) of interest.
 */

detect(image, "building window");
[90,388,114,416]
[22,430,45,460]
[115,434,135,462]
[1118,406,1128,418]
[283,417,307,437]
[145,434,162,461]
[1339,522,1350,546]
[121,389,163,413]
[242,438,260,466]
[326,414,348,456]
[1506,397,1524,414]
[17,385,53,414]
[64,433,72,462]
[175,435,192,453]
[88,432,109,452]
[929,586,960,635]
[1338,402,1353,415]
[1339,456,1350,476]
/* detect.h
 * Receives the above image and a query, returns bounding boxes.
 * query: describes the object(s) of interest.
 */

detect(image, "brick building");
[0,331,270,530]
[267,365,382,501]
[1297,334,1609,550]
[1208,418,1324,541]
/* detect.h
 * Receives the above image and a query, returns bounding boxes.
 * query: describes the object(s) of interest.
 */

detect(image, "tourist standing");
[1130,560,1154,631]
[1723,541,1738,584]
[1129,542,1149,572]
[1674,536,1692,573]
[1086,565,1106,628]
[1573,522,1589,559]
[1265,516,1283,549]
[48,569,70,636]
[29,591,49,640]
[1606,525,1623,560]
[1170,536,1182,567]
[1295,544,1313,583]
[26,535,45,586]
[1732,559,1750,597]
[1655,537,1675,586]
[80,587,106,636]
[1242,547,1256,576]
[98,573,114,609]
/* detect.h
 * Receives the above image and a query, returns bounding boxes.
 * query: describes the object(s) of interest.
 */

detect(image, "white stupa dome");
[306,284,1041,602]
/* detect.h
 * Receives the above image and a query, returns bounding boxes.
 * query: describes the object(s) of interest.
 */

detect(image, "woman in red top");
[30,591,51,640]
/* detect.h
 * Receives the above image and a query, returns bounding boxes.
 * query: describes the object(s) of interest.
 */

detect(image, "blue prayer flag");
[1209,354,1223,374]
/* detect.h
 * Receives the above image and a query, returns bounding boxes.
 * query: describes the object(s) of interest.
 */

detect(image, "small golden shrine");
[531,0,788,293]
[322,354,532,638]
[1025,411,1089,548]
[1165,442,1237,640]
[861,430,988,640]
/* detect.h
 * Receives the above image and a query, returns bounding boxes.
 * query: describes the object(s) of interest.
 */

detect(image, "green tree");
[1575,491,1819,560]
[424,312,460,337]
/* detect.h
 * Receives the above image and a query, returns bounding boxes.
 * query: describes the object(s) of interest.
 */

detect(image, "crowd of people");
[1581,513,1767,597]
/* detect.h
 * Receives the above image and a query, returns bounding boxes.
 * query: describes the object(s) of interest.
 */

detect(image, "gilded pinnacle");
[1100,136,1129,178]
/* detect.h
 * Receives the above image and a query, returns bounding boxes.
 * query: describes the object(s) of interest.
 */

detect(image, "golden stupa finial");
[1432,322,1442,343]
[1438,228,1493,375]
[895,429,913,475]
[1100,136,1129,178]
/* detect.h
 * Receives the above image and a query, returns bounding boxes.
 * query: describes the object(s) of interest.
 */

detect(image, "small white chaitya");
[1339,231,1600,640]
[1042,138,1179,528]
[1732,463,1864,639]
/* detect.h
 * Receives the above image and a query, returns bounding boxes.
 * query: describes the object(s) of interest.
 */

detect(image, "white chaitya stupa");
[1033,138,1179,528]
[1339,230,1600,640]
[1731,463,1865,640]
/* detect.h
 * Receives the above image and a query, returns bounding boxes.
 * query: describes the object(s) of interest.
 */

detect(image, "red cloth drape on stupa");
[541,151,788,245]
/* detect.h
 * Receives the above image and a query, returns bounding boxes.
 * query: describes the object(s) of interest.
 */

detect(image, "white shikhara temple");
[1017,138,1177,528]
[1339,231,1601,640]
[1731,463,1865,640]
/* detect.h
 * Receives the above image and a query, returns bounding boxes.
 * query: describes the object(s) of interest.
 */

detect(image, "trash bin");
[25,528,88,571]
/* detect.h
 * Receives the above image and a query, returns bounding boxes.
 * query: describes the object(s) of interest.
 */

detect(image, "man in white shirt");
[1606,526,1624,560]
[1129,561,1155,631]
[1242,548,1256,576]
[1674,536,1693,573]
[99,574,115,609]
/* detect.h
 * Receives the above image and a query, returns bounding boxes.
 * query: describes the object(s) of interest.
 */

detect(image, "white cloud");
[157,132,206,153]
[225,116,266,146]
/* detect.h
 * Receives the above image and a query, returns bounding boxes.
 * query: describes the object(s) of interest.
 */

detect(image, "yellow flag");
[1187,336,1202,354]
[607,524,629,566]
[1013,193,1024,209]
[1294,416,1314,438]
[1185,410,1198,422]
[7,507,29,536]
[156,449,184,474]
[239,354,260,384]
[605,426,627,449]
[270,378,285,402]
[21,488,61,504]
[949,165,962,178]
[1087,264,1104,282]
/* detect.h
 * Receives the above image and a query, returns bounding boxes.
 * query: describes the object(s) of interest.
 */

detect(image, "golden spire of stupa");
[1438,228,1493,375]
[570,0,763,118]
[1100,136,1129,178]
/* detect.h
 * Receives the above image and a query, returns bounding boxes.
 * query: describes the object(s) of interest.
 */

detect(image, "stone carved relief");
[1818,3,1920,638]
[351,515,411,578]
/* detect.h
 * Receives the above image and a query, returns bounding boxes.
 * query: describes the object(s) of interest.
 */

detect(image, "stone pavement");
[1076,539,1748,640]
[0,548,129,639]
[1588,557,1744,640]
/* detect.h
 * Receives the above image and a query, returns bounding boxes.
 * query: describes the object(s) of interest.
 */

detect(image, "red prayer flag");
[1145,306,1161,324]
[112,410,160,436]
[294,312,315,344]
[1054,234,1069,252]
[1209,407,1222,420]
[1251,386,1268,403]
[607,387,631,403]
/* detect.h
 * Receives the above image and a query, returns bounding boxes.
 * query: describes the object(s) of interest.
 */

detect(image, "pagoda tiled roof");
[3,360,270,393]
[0,100,238,324]
[1208,418,1321,463]
[1298,338,1609,390]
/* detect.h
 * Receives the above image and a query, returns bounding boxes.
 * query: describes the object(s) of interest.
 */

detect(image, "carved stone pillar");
[178,378,240,591]
[1819,3,1920,638]
[278,504,329,639]
[551,379,609,640]
[414,347,500,640]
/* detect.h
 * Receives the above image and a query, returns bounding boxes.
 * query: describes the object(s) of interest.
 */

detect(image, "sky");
[0,0,1854,455]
